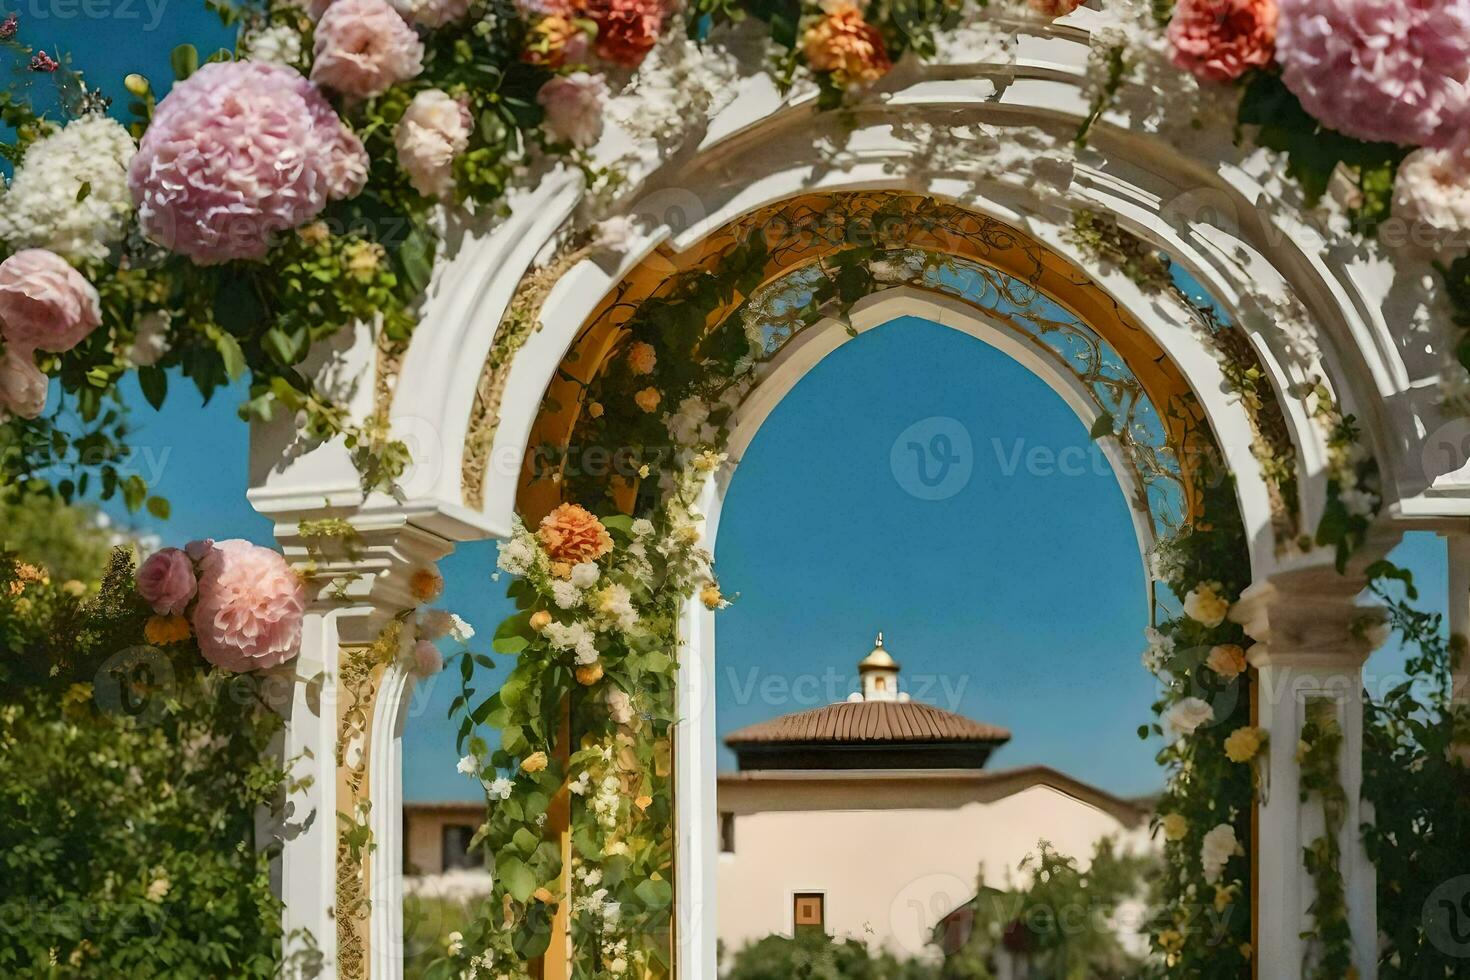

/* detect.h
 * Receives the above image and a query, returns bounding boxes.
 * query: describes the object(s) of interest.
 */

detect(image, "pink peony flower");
[311,0,425,99]
[1394,131,1470,233]
[191,539,307,672]
[1277,0,1470,147]
[0,249,101,355]
[537,72,608,148]
[1168,0,1277,84]
[390,0,470,26]
[394,89,472,200]
[130,62,369,264]
[136,547,198,616]
[585,0,663,67]
[410,638,444,676]
[0,349,46,420]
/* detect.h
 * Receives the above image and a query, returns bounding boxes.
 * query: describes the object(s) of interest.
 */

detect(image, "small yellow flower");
[693,450,727,473]
[533,887,555,904]
[637,464,651,479]
[409,566,444,603]
[587,401,605,419]
[1224,726,1266,764]
[549,561,573,580]
[530,610,554,632]
[1296,739,1311,764]
[1158,929,1184,955]
[61,579,86,597]
[1213,884,1237,913]
[575,663,604,686]
[1206,643,1247,680]
[700,584,724,610]
[1184,581,1230,628]
[521,751,549,773]
[145,614,192,645]
[298,221,330,246]
[603,840,630,858]
[634,795,652,811]
[1238,942,1252,960]
[1161,812,1188,841]
[344,240,385,283]
[634,387,661,413]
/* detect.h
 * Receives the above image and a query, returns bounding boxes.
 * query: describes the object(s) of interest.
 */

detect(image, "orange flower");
[634,795,653,811]
[145,614,192,645]
[8,561,46,596]
[521,14,588,69]
[626,341,656,375]
[1206,643,1247,680]
[576,662,604,685]
[531,610,554,632]
[802,4,891,87]
[634,387,662,413]
[537,503,613,564]
[409,566,444,603]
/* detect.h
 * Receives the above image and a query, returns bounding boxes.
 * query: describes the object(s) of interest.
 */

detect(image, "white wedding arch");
[244,10,1469,978]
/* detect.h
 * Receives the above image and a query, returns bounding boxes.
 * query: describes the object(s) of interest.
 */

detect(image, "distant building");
[402,633,1152,965]
[717,633,1150,964]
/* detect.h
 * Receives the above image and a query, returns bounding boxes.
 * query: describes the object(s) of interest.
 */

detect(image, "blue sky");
[26,8,1450,803]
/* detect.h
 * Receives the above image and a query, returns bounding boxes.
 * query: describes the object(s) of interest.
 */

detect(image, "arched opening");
[710,314,1161,972]
[489,192,1266,976]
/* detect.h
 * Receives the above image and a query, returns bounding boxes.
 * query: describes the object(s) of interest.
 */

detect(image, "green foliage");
[0,550,285,976]
[724,931,939,980]
[1362,567,1470,978]
[0,493,129,584]
[1297,699,1350,979]
[943,839,1154,980]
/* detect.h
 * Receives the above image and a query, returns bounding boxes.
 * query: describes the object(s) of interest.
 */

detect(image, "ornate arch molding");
[368,29,1470,567]
[455,188,1304,577]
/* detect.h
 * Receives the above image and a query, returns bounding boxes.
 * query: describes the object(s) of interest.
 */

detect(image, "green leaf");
[170,44,199,81]
[75,181,91,203]
[634,876,673,909]
[496,853,536,903]
[145,496,171,520]
[138,365,167,410]
[206,325,247,381]
[1089,412,1116,441]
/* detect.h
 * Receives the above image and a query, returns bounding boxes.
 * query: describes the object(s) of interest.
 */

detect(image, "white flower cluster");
[240,22,307,69]
[0,116,137,262]
[1200,822,1238,884]
[1141,626,1174,675]
[589,771,623,830]
[496,525,540,577]
[611,29,743,149]
[544,619,599,664]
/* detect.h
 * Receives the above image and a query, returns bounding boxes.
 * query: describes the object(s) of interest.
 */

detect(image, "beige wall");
[404,805,484,875]
[715,769,1151,964]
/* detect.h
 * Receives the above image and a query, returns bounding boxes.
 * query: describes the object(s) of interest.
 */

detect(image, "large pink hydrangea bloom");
[192,539,306,673]
[0,248,101,354]
[128,61,369,264]
[1277,0,1470,147]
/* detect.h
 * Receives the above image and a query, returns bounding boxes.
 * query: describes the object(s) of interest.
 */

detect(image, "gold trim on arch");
[511,191,1209,524]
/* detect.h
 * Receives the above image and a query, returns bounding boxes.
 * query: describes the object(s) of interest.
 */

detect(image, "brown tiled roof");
[725,700,1011,746]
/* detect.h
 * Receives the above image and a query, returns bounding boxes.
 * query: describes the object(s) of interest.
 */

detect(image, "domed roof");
[858,632,900,672]
[725,700,1011,747]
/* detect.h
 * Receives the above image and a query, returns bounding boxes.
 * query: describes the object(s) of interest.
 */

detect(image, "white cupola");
[856,632,907,702]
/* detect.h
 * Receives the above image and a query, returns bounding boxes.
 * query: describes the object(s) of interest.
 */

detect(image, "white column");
[1232,567,1380,980]
[253,512,456,979]
[676,592,720,979]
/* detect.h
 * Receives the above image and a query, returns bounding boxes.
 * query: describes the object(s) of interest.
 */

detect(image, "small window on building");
[441,823,478,871]
[793,893,825,936]
[720,812,735,854]
[875,677,887,691]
